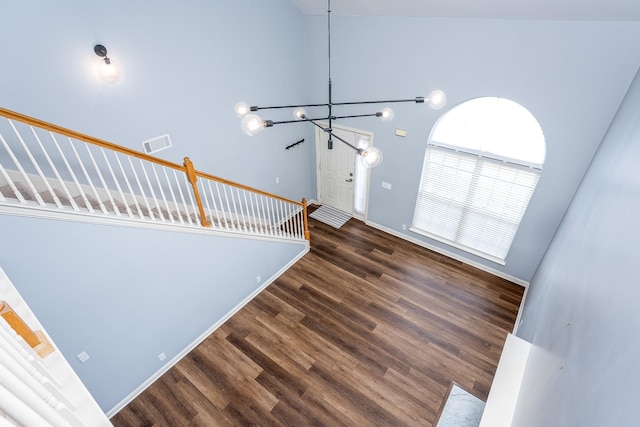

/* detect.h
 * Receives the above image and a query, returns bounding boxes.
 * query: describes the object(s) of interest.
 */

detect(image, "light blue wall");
[513,67,640,426]
[0,0,316,200]
[0,215,307,412]
[303,15,640,281]
[0,0,313,413]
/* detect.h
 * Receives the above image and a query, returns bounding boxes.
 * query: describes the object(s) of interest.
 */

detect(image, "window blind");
[411,144,540,263]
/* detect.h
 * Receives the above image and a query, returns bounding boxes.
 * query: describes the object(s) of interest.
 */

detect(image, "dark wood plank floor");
[111,211,524,426]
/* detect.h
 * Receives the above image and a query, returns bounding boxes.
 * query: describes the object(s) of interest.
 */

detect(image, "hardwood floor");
[111,212,524,426]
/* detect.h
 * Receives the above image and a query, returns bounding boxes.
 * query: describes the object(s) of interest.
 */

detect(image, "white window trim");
[411,144,541,264]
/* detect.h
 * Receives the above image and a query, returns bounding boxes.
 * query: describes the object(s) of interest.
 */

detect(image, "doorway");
[315,123,373,219]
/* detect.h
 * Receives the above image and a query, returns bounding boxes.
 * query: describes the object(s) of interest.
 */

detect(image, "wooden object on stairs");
[183,157,211,228]
[302,198,310,241]
[0,301,54,357]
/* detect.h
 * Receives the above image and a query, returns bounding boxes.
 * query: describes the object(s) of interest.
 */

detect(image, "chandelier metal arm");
[267,112,381,127]
[307,119,360,153]
[250,97,423,112]
[333,97,425,106]
[250,103,329,112]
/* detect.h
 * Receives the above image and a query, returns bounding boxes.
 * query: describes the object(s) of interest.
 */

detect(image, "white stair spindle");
[214,182,230,230]
[129,158,153,220]
[100,149,132,217]
[0,132,44,206]
[116,154,143,219]
[0,161,26,204]
[261,195,272,237]
[29,126,69,209]
[234,187,247,231]
[173,170,192,225]
[8,121,51,207]
[205,180,222,229]
[151,164,173,223]
[139,160,163,221]
[162,168,182,224]
[50,134,88,212]
[68,139,107,214]
[85,145,119,216]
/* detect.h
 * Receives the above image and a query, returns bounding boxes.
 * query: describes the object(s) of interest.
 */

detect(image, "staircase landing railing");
[0,107,310,242]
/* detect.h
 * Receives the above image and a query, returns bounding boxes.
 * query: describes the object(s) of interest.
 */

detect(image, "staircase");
[0,107,310,243]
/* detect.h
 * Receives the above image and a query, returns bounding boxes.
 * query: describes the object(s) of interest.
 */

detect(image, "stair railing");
[0,107,310,242]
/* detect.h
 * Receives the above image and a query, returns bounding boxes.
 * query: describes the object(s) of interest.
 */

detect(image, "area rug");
[436,384,485,427]
[309,205,351,229]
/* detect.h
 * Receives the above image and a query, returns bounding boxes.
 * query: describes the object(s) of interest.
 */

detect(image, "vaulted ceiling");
[292,0,640,21]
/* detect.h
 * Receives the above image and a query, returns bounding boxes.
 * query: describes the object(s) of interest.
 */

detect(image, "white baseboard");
[365,220,529,288]
[105,245,309,418]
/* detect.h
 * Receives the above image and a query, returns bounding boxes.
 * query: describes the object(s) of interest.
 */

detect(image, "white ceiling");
[291,0,640,21]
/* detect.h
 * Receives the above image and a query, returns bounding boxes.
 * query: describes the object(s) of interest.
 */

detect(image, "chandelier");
[234,0,446,169]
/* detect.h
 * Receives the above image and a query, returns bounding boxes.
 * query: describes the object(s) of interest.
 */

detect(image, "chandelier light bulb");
[241,114,265,136]
[234,102,250,118]
[360,146,383,169]
[293,107,307,120]
[379,107,394,122]
[426,89,447,110]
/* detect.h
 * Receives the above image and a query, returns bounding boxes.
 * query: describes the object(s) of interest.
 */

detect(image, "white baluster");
[0,132,43,205]
[161,169,182,224]
[0,161,24,204]
[214,182,230,230]
[139,160,163,221]
[173,170,191,225]
[130,158,153,220]
[30,126,72,209]
[100,149,132,217]
[116,154,142,219]
[84,145,119,215]
[50,134,88,212]
[151,164,173,223]
[68,139,107,214]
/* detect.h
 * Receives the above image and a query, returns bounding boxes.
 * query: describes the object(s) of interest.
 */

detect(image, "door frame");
[315,122,375,221]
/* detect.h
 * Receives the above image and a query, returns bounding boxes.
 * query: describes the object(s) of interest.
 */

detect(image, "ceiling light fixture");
[235,0,446,168]
[93,44,120,83]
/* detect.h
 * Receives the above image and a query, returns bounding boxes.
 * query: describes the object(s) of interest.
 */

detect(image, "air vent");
[141,134,172,154]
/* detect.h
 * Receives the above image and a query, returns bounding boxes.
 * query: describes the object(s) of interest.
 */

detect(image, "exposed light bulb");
[293,107,307,120]
[379,107,394,122]
[241,114,265,136]
[360,146,383,169]
[97,58,120,83]
[426,89,447,110]
[234,102,250,118]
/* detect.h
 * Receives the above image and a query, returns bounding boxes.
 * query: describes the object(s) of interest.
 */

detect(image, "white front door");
[317,127,355,214]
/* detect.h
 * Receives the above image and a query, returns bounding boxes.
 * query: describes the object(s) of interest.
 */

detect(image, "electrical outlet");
[402,224,407,230]
[158,352,166,362]
[256,275,262,283]
[276,177,280,184]
[382,181,392,190]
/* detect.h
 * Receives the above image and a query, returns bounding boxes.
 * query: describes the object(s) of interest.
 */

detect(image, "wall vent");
[141,134,172,154]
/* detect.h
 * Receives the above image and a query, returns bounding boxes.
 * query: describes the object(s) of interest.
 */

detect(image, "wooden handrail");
[194,169,302,206]
[302,198,310,241]
[0,107,303,208]
[1,106,309,241]
[0,107,186,172]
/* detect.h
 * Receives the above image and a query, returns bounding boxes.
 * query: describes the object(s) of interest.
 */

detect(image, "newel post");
[302,198,310,241]
[184,157,211,228]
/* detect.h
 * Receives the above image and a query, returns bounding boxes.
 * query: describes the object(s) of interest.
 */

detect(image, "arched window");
[411,97,545,264]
